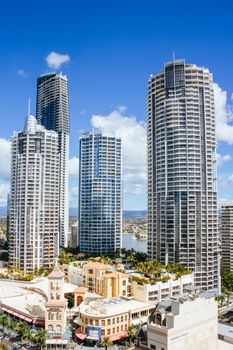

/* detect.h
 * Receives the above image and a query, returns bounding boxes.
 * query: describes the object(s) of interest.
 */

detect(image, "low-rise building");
[131,273,194,303]
[147,293,218,350]
[77,296,154,342]
[65,261,130,299]
[64,261,194,304]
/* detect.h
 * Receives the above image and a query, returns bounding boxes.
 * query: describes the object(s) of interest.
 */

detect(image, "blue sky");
[1,0,233,210]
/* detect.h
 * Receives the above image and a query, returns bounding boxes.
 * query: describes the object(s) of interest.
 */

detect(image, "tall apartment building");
[79,132,122,254]
[9,116,59,272]
[147,59,219,290]
[36,73,69,247]
[221,205,233,272]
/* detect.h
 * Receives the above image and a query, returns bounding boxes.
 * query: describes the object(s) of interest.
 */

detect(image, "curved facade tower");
[36,73,69,248]
[147,59,219,290]
[9,116,59,272]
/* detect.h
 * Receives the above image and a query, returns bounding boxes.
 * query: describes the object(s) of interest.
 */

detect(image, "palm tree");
[0,315,8,333]
[35,328,47,350]
[127,325,137,346]
[15,321,28,342]
[100,336,112,350]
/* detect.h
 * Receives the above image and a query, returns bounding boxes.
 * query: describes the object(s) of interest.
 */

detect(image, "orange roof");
[84,262,109,269]
[74,286,88,293]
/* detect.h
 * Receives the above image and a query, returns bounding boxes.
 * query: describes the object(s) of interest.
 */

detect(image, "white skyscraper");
[79,132,122,254]
[147,59,219,290]
[221,205,233,272]
[9,115,59,272]
[36,73,69,248]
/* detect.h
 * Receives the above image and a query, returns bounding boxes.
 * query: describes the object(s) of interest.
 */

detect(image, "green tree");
[35,328,47,350]
[127,325,137,346]
[15,321,28,342]
[0,314,9,333]
[100,336,112,350]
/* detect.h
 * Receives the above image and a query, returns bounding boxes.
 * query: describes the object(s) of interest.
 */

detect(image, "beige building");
[65,261,130,299]
[147,293,218,350]
[77,296,154,342]
[64,261,194,304]
[45,264,68,348]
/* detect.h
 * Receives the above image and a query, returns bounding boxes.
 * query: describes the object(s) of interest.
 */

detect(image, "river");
[122,233,147,253]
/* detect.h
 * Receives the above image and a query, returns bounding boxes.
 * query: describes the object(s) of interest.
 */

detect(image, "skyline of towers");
[36,73,70,248]
[78,132,122,254]
[147,59,219,290]
[8,115,59,272]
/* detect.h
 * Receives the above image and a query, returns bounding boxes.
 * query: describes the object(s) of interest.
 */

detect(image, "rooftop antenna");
[27,98,31,116]
[173,52,175,61]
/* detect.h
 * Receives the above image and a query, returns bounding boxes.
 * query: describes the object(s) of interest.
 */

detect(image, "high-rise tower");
[9,115,59,272]
[147,59,219,290]
[221,205,233,272]
[36,73,69,247]
[79,132,122,254]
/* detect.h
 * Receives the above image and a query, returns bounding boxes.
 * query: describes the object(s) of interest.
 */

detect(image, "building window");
[107,319,111,325]
[121,316,124,322]
[107,329,111,335]
[48,325,53,332]
[56,325,61,333]
[101,320,105,326]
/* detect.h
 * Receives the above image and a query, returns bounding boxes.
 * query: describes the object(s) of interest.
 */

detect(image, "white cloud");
[91,110,147,197]
[17,69,26,77]
[0,138,11,181]
[228,174,233,184]
[117,105,127,114]
[214,83,233,144]
[46,51,70,69]
[69,157,79,177]
[216,153,232,166]
[218,196,233,209]
[0,183,10,207]
[69,186,78,207]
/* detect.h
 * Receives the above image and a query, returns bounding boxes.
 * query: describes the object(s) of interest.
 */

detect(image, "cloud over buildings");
[46,51,70,69]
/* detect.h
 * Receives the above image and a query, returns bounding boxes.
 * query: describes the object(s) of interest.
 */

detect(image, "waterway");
[122,233,147,253]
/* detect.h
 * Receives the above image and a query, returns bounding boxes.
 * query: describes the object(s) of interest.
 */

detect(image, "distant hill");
[0,206,147,220]
[123,210,147,219]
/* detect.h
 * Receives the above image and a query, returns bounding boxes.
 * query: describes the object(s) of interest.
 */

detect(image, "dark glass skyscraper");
[36,73,69,247]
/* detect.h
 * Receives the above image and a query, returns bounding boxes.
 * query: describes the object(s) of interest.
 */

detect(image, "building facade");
[45,264,68,348]
[79,132,122,254]
[36,73,69,247]
[9,116,59,272]
[147,293,218,350]
[221,205,233,272]
[70,221,78,248]
[77,296,153,342]
[147,59,219,290]
[130,273,194,303]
